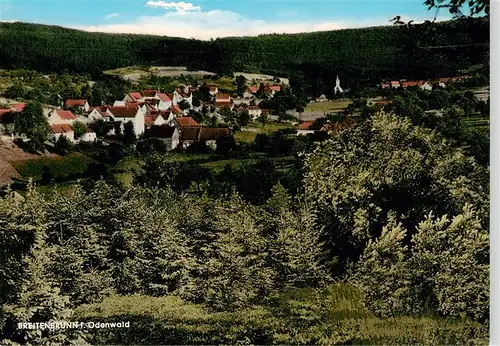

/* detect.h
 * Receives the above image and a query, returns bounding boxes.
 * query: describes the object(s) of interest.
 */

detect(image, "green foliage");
[303,113,489,274]
[0,18,489,85]
[352,204,489,322]
[13,154,92,182]
[74,284,488,345]
[237,110,250,127]
[14,102,50,153]
[53,135,73,156]
[122,121,136,146]
[71,121,87,139]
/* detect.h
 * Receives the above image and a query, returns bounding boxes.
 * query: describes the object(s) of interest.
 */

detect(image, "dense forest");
[0,17,489,85]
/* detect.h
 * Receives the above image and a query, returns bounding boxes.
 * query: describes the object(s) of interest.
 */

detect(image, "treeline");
[0,17,489,83]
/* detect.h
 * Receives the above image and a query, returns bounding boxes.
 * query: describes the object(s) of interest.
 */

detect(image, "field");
[104,66,216,83]
[304,99,351,113]
[75,283,487,345]
[234,72,290,85]
[463,115,489,131]
[211,76,237,91]
[234,122,296,143]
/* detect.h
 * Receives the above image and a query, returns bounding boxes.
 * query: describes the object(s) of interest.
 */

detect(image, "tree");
[352,204,489,322]
[296,105,305,114]
[90,119,108,137]
[238,110,250,127]
[122,121,136,146]
[14,102,50,153]
[303,113,489,275]
[235,75,247,96]
[54,135,73,155]
[424,0,488,16]
[219,107,235,125]
[178,99,191,111]
[258,113,268,127]
[72,121,87,139]
[199,82,211,102]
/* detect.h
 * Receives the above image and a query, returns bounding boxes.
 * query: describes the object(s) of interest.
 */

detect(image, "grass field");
[463,115,489,132]
[212,77,236,91]
[104,66,150,76]
[234,122,296,143]
[305,99,351,113]
[75,283,487,345]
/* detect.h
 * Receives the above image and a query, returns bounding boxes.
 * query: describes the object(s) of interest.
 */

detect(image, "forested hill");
[0,17,489,84]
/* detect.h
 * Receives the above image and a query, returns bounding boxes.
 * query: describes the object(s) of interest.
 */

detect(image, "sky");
[0,0,455,40]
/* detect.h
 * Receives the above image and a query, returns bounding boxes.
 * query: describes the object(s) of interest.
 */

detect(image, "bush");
[13,154,92,182]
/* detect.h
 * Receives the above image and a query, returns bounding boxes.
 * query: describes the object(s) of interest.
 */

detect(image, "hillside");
[0,17,489,86]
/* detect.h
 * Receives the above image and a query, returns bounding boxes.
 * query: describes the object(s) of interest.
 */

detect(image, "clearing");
[234,122,296,143]
[304,99,351,113]
[104,66,216,83]
[233,72,289,85]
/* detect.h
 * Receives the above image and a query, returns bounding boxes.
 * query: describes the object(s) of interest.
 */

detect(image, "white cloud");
[104,13,120,20]
[69,3,451,41]
[0,19,19,23]
[146,1,201,12]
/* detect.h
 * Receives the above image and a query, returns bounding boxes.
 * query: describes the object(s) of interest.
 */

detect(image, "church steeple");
[334,75,344,94]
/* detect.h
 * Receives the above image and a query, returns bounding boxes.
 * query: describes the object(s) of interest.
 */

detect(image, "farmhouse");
[243,86,258,99]
[48,109,78,125]
[106,106,146,135]
[390,81,401,88]
[64,99,90,113]
[297,121,316,136]
[88,106,110,121]
[10,103,26,113]
[50,124,75,142]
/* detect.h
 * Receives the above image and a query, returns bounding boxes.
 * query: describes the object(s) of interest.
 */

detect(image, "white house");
[209,86,218,96]
[421,82,433,91]
[87,107,110,122]
[243,86,258,99]
[247,106,262,120]
[64,99,90,113]
[316,94,327,102]
[173,89,193,107]
[157,93,173,111]
[50,124,75,142]
[79,130,97,142]
[123,92,144,103]
[113,101,127,107]
[107,106,146,135]
[48,109,78,125]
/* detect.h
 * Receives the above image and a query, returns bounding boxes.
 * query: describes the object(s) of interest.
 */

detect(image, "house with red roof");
[380,83,391,89]
[123,92,144,103]
[107,105,146,135]
[144,113,167,129]
[157,93,172,111]
[48,109,78,125]
[10,103,26,113]
[64,99,90,113]
[87,107,110,122]
[243,86,258,99]
[297,121,316,136]
[172,88,193,106]
[50,124,75,142]
[390,81,401,88]
[209,86,218,96]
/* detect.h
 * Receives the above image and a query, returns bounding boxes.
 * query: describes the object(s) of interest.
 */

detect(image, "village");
[0,72,481,154]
